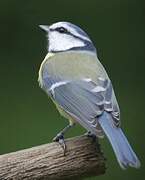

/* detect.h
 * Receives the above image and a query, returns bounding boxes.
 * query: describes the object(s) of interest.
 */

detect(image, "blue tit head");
[39,22,96,54]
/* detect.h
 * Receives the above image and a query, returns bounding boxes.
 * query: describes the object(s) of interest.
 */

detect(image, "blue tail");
[98,112,140,169]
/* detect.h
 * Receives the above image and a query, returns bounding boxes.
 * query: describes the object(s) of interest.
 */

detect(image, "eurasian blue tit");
[38,22,140,169]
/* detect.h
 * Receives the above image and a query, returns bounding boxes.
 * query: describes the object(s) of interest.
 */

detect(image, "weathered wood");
[0,136,106,180]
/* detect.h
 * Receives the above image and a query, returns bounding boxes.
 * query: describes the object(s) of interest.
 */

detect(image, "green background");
[0,0,145,179]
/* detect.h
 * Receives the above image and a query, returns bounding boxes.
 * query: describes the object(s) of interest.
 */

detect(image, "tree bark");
[0,135,106,180]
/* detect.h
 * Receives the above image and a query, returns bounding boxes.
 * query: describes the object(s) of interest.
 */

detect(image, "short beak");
[39,25,49,32]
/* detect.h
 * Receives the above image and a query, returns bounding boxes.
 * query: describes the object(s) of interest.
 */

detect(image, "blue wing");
[40,70,120,136]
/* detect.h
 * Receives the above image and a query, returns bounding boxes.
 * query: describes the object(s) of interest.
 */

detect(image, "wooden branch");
[0,136,106,180]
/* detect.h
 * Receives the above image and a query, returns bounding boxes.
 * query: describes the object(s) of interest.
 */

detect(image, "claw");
[58,138,66,155]
[53,133,67,155]
[85,131,97,142]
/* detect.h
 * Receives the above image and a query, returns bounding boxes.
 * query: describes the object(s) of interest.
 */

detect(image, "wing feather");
[40,72,120,134]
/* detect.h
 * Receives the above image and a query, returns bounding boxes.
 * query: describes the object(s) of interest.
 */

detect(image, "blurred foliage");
[0,0,145,179]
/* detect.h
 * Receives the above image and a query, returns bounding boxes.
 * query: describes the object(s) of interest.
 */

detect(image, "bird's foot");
[53,133,66,155]
[85,131,97,142]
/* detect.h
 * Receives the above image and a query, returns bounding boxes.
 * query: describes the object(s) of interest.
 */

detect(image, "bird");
[38,21,140,169]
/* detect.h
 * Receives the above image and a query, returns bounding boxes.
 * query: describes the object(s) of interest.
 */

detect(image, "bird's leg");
[53,123,75,155]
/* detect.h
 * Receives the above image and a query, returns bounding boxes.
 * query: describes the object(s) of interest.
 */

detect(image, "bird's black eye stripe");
[55,27,68,33]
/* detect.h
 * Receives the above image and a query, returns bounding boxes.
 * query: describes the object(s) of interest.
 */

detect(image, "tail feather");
[98,112,141,169]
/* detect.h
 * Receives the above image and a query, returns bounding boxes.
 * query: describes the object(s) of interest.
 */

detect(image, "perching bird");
[38,22,140,169]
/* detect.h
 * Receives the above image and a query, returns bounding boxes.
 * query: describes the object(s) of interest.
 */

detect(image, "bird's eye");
[56,27,68,33]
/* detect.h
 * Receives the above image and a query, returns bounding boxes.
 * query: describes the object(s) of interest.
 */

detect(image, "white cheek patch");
[68,28,91,42]
[49,31,85,52]
[50,22,91,42]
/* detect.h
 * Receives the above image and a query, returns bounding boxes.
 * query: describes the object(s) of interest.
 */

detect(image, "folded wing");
[41,72,120,136]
